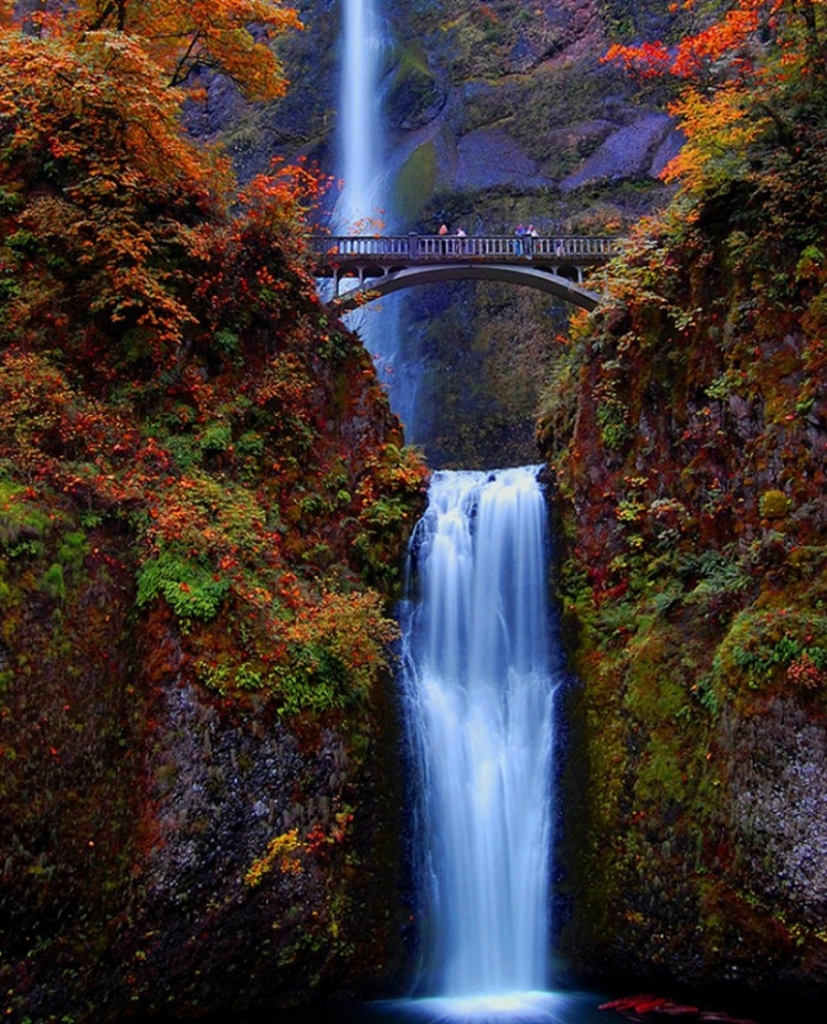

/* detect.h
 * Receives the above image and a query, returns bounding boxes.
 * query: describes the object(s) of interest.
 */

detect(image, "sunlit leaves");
[604,1,774,85]
[68,1,302,101]
[661,83,767,187]
[604,1,827,203]
[0,0,427,727]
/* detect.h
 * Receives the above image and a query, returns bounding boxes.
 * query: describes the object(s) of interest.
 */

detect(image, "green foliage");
[635,732,686,805]
[40,563,66,602]
[679,547,752,609]
[213,328,241,360]
[691,674,720,716]
[274,643,353,716]
[594,376,631,450]
[352,445,428,591]
[57,531,90,578]
[0,480,54,551]
[136,545,231,626]
[713,607,827,694]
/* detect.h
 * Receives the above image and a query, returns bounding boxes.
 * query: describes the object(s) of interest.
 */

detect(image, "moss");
[759,489,791,519]
[385,43,443,130]
[393,140,438,225]
[712,607,827,705]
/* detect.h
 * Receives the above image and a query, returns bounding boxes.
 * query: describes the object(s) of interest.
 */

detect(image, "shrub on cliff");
[544,0,827,991]
[0,4,427,714]
[1,5,427,1018]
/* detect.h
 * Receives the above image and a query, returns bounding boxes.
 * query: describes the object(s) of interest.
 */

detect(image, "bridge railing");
[309,234,619,263]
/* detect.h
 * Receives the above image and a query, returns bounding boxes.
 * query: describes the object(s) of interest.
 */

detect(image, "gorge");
[2,2,827,1023]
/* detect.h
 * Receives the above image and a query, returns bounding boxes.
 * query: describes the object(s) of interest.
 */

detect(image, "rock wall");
[0,340,418,1021]
[541,189,827,1001]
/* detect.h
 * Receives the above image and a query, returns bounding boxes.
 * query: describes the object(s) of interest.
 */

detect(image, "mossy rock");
[384,44,445,131]
[393,140,438,224]
[759,489,791,519]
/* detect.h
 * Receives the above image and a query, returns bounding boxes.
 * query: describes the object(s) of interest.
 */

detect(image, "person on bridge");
[514,223,526,255]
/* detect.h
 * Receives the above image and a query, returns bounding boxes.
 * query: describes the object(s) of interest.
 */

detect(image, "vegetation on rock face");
[542,0,827,996]
[0,3,426,1019]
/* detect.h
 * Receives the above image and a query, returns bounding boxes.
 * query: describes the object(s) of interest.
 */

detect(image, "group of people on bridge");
[436,221,563,259]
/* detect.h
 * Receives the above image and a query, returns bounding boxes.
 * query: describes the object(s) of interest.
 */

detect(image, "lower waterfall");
[397,466,561,1020]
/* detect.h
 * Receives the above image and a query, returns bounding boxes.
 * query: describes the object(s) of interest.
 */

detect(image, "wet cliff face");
[0,331,424,1020]
[0,337,423,1021]
[0,21,428,1010]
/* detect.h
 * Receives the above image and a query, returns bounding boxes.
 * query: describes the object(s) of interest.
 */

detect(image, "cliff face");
[0,338,424,1022]
[540,106,827,997]
[0,16,427,1018]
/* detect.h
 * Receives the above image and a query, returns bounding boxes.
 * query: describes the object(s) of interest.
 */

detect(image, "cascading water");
[338,0,383,234]
[337,17,566,1016]
[397,466,562,1022]
[337,0,420,434]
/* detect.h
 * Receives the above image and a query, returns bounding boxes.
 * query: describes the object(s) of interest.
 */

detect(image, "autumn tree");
[602,0,827,412]
[0,1,309,371]
[603,1,827,201]
[6,1,301,99]
[68,1,302,100]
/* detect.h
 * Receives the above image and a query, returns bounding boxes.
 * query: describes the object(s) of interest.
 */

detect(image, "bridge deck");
[309,233,619,270]
[308,233,618,311]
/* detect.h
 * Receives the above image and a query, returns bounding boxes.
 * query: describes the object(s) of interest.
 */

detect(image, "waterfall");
[399,467,560,1020]
[339,0,383,233]
[337,0,420,435]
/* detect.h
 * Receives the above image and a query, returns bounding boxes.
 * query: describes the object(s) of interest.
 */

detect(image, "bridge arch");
[310,233,616,314]
[328,263,601,312]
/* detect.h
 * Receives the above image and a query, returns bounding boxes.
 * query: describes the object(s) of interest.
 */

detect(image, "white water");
[400,467,559,1016]
[338,0,384,234]
[337,0,420,434]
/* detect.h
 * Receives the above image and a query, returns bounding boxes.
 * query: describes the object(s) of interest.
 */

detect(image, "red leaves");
[599,992,758,1022]
[603,41,672,80]
[602,2,776,84]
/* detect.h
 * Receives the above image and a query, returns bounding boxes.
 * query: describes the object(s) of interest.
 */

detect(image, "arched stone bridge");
[309,233,620,311]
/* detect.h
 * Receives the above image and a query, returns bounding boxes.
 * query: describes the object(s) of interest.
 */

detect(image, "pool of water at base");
[241,990,608,1024]
[185,985,784,1024]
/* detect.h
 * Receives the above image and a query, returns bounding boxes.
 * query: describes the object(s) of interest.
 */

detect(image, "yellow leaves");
[661,83,767,189]
[67,0,303,102]
[244,829,303,887]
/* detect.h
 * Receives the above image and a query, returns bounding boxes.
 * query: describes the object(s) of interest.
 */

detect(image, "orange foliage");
[42,1,303,101]
[603,1,827,193]
[0,3,330,371]
[603,1,778,84]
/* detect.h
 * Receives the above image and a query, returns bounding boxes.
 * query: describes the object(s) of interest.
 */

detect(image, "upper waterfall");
[338,0,384,233]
